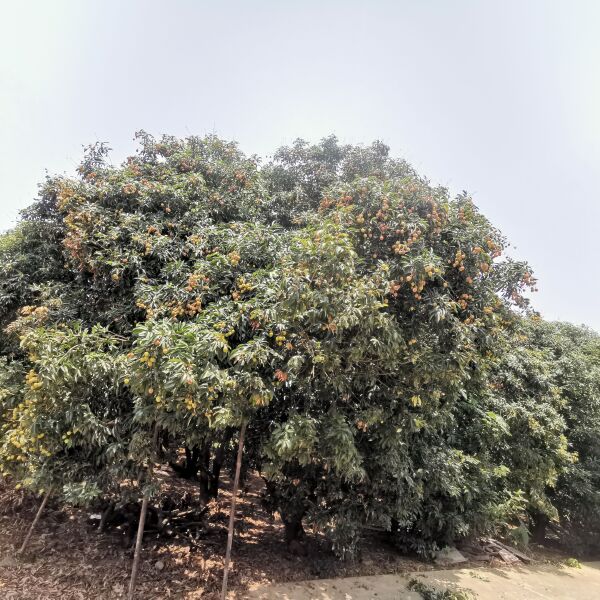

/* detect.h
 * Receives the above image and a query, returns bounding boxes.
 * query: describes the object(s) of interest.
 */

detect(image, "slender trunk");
[127,491,149,600]
[530,512,548,544]
[220,421,247,600]
[210,428,233,498]
[18,487,51,554]
[197,442,211,505]
[281,507,307,555]
[99,502,114,532]
[282,515,305,544]
[170,445,201,479]
[128,426,157,600]
[184,446,194,473]
[239,457,249,491]
[202,443,210,473]
[186,446,201,477]
[157,429,169,459]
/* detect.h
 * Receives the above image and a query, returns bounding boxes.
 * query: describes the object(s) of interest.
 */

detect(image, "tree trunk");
[282,514,305,544]
[170,445,209,505]
[280,507,307,555]
[263,478,307,552]
[128,426,157,600]
[186,446,201,477]
[127,491,149,600]
[18,488,51,554]
[210,428,233,498]
[220,421,247,600]
[157,429,169,459]
[530,512,548,544]
[197,443,211,505]
[99,502,114,532]
[239,456,250,492]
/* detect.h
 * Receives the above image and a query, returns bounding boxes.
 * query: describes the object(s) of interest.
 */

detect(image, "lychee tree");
[0,317,131,504]
[253,147,538,557]
[1,132,597,565]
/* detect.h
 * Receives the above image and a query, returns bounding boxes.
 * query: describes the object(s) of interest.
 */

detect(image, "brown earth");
[0,470,581,599]
[246,562,600,599]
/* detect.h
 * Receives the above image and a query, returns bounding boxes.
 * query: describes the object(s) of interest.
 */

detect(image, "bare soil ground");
[246,562,600,600]
[0,469,579,599]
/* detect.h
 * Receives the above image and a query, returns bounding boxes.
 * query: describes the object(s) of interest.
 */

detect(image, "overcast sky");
[1,0,598,330]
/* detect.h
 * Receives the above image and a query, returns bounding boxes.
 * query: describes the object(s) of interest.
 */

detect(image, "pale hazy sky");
[1,1,599,330]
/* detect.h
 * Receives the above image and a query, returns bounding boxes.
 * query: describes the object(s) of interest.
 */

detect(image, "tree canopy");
[1,133,598,558]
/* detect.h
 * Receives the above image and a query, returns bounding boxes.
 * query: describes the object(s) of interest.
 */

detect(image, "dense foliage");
[0,134,598,558]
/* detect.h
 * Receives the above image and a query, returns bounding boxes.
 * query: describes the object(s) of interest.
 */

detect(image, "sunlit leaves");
[1,132,595,560]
